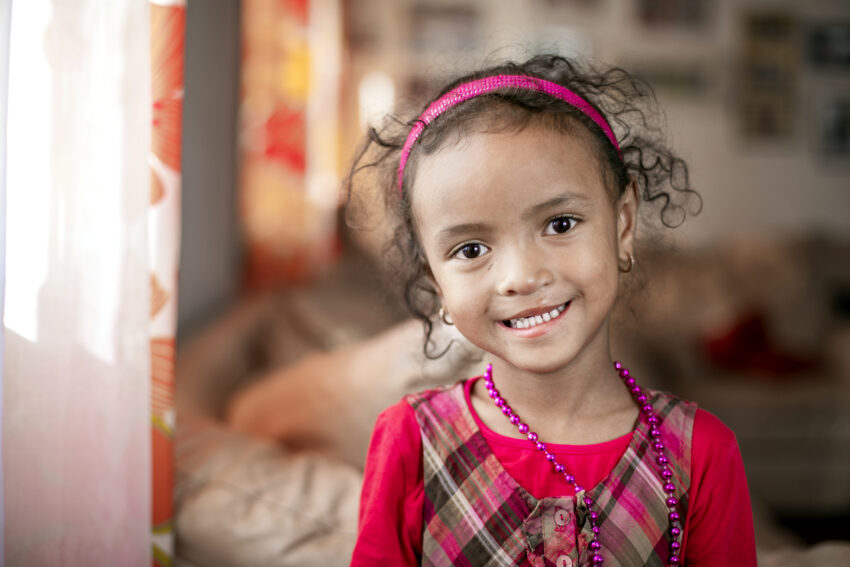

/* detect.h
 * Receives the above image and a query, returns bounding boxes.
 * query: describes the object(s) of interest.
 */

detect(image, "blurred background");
[4,0,846,566]
[181,0,850,336]
[171,0,850,565]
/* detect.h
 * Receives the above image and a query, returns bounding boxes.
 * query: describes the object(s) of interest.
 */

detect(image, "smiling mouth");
[502,302,569,329]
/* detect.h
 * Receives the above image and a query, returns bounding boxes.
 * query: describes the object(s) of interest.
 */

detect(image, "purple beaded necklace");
[483,361,682,565]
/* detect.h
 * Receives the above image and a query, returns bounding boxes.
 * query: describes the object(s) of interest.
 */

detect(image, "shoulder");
[364,400,422,488]
[692,408,740,455]
[372,398,421,443]
[689,408,747,486]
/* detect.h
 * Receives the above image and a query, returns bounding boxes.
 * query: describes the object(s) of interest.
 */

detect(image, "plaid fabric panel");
[583,392,696,566]
[409,384,532,566]
[407,383,696,567]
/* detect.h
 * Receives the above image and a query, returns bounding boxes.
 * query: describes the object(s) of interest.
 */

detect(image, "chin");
[497,355,575,376]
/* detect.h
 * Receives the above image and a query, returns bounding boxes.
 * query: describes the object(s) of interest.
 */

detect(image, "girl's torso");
[405,378,696,567]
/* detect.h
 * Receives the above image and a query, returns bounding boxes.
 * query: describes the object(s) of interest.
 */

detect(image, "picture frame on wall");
[637,0,712,30]
[738,10,798,140]
[806,21,850,72]
[813,91,850,163]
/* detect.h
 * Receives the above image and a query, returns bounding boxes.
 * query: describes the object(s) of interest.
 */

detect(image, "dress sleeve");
[683,408,757,566]
[350,400,424,566]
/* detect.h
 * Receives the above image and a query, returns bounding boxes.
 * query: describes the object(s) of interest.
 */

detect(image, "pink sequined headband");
[397,74,623,192]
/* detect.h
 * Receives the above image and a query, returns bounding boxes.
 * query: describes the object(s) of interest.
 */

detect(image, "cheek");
[572,241,620,299]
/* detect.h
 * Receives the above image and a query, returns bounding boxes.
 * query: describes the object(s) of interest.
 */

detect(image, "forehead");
[410,122,610,230]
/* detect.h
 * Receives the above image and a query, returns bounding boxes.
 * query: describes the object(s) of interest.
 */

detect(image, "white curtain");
[3,1,151,564]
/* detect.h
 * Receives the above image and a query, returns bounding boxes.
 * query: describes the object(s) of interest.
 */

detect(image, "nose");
[495,245,554,296]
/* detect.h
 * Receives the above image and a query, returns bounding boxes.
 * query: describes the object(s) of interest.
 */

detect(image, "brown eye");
[547,216,578,235]
[453,242,490,260]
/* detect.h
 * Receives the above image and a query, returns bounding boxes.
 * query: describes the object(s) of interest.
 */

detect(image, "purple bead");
[536,442,546,452]
[671,526,681,537]
[592,526,600,534]
[671,541,681,551]
[657,455,669,466]
[589,510,598,519]
[667,496,678,507]
[669,511,680,522]
[661,468,673,479]
[510,415,520,425]
[618,368,629,378]
[670,554,680,564]
[614,361,623,370]
[625,377,636,387]
[653,441,664,452]
[642,404,653,415]
[488,390,499,399]
[501,406,512,416]
[590,540,601,551]
[545,452,556,462]
[527,432,538,442]
[592,553,604,564]
[631,386,641,396]
[555,464,565,473]
[648,415,659,425]
[564,474,575,484]
[664,483,675,494]
[650,428,661,438]
[518,423,529,434]
[574,485,584,494]
[495,397,505,407]
[637,394,648,404]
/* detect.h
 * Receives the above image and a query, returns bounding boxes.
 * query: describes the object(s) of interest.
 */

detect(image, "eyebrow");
[436,222,491,241]
[524,193,591,218]
[434,193,592,243]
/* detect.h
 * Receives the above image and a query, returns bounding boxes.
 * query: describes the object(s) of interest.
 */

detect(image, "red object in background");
[280,0,308,24]
[701,312,817,377]
[263,105,307,173]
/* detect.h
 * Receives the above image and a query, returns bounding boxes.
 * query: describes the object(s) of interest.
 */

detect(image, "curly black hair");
[343,54,701,356]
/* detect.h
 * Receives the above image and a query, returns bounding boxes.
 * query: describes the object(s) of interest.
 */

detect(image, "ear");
[616,179,639,262]
[422,260,444,300]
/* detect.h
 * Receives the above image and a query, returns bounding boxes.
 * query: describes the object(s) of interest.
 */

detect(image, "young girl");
[348,55,757,566]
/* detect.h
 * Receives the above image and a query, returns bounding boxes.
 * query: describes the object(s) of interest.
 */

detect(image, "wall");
[178,0,242,339]
[344,0,850,245]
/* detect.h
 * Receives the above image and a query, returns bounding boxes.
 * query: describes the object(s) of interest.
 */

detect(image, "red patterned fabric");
[353,378,757,566]
[408,382,693,566]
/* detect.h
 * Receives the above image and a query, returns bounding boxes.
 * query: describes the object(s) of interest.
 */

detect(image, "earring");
[619,253,635,273]
[439,306,454,326]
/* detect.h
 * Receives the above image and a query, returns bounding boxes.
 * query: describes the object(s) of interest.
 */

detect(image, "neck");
[473,341,637,444]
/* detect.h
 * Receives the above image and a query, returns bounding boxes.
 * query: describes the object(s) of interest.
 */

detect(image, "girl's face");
[411,121,637,375]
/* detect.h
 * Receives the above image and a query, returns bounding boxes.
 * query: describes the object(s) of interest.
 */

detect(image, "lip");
[499,301,571,337]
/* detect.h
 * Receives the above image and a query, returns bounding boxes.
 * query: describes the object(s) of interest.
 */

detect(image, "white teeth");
[508,303,568,329]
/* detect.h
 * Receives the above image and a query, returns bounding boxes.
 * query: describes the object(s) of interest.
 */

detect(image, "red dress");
[353,377,757,566]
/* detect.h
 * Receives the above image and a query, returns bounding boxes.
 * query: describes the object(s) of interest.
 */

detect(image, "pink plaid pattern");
[406,381,695,567]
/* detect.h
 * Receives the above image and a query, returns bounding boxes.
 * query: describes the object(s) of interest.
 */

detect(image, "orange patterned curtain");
[150,1,185,565]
